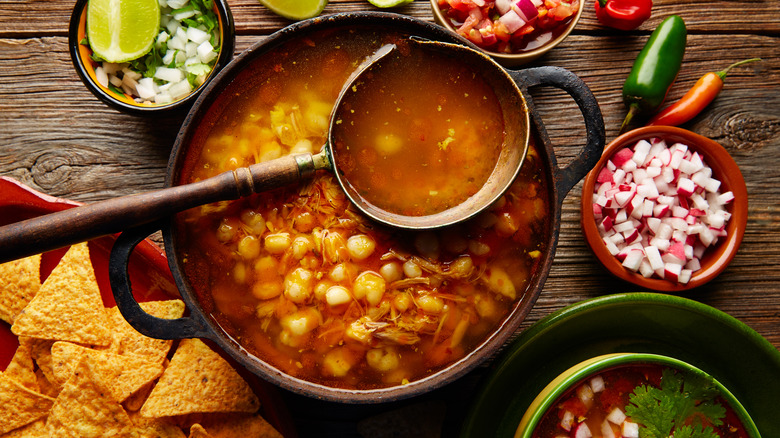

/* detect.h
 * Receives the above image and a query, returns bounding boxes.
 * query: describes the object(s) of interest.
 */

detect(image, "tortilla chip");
[140,339,260,418]
[198,413,283,438]
[129,412,187,438]
[0,373,55,434]
[0,254,41,324]
[123,374,157,412]
[11,243,111,346]
[45,354,134,437]
[0,419,46,438]
[2,342,38,392]
[50,341,164,402]
[33,368,60,399]
[105,299,185,364]
[188,424,212,438]
[18,337,57,394]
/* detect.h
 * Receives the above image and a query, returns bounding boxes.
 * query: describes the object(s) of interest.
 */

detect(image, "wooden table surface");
[1,0,778,436]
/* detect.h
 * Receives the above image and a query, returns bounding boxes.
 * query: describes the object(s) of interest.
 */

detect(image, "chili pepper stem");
[619,104,640,135]
[717,58,761,80]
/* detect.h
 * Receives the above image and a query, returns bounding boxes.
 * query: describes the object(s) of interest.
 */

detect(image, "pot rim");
[159,11,581,403]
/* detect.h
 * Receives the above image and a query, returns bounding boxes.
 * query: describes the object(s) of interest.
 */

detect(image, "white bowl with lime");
[69,0,234,115]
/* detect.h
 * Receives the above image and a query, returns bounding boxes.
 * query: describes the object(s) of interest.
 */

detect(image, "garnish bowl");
[429,0,584,67]
[580,126,748,292]
[515,352,761,438]
[68,0,235,116]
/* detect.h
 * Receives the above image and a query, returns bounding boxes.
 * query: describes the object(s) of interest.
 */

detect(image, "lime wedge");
[258,0,328,20]
[87,0,160,63]
[367,0,414,7]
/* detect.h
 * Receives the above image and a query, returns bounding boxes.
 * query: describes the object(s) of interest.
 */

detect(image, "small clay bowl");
[581,126,748,292]
[68,0,235,116]
[429,0,584,67]
[514,352,761,438]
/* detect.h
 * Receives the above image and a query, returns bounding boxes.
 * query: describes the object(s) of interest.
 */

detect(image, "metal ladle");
[0,38,593,263]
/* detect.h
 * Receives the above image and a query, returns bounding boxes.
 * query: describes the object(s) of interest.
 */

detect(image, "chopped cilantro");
[625,368,726,438]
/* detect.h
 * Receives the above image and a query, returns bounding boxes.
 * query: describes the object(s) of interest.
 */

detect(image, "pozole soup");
[331,41,505,217]
[532,364,753,438]
[174,26,550,390]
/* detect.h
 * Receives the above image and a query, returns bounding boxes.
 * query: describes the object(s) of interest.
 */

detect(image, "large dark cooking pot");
[109,12,605,403]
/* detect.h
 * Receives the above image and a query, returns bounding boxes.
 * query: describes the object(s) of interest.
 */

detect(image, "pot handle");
[509,66,605,204]
[108,221,215,341]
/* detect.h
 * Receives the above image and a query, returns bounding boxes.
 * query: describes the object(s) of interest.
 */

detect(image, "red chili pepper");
[594,0,652,31]
[648,58,761,127]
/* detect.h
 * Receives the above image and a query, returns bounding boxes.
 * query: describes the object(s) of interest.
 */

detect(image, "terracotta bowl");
[581,126,748,292]
[429,0,584,67]
[514,352,761,438]
[68,0,235,115]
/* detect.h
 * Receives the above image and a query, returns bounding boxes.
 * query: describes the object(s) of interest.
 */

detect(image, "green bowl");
[459,293,780,437]
[514,352,760,438]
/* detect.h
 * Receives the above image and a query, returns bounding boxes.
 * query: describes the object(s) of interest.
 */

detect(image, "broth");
[331,42,505,217]
[532,364,751,438]
[175,26,549,390]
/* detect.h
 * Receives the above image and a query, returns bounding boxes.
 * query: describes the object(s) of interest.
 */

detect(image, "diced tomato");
[560,396,588,418]
[600,387,623,411]
[493,20,512,41]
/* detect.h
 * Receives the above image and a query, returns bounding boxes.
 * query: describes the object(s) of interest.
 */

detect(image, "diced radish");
[573,422,592,438]
[612,148,634,167]
[622,248,644,271]
[596,167,614,183]
[622,421,639,438]
[559,410,575,431]
[592,139,733,284]
[601,420,617,438]
[632,139,651,165]
[577,383,595,408]
[676,178,696,197]
[606,407,626,425]
[664,263,682,282]
[589,375,605,392]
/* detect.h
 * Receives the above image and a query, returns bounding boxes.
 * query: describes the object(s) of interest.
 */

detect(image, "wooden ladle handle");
[0,154,315,263]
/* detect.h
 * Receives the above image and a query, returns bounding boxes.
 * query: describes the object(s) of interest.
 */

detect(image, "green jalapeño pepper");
[620,15,687,133]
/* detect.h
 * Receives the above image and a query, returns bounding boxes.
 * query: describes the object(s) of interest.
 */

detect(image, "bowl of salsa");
[430,0,583,66]
[516,352,761,438]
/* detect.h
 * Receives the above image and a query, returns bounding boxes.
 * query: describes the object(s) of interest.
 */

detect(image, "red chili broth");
[174,26,551,390]
[331,42,505,217]
[532,364,751,438]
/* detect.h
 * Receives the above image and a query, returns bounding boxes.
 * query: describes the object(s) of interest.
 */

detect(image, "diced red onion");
[513,0,539,21]
[499,10,525,33]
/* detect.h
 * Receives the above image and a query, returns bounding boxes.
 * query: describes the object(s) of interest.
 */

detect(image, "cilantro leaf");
[624,368,726,438]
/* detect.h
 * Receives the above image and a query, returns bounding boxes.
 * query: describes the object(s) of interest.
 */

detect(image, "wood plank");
[1,0,779,37]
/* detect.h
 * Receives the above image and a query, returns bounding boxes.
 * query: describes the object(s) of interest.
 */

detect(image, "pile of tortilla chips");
[0,242,283,438]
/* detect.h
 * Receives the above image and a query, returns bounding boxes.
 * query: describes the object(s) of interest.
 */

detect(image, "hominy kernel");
[237,235,261,259]
[284,267,314,303]
[468,240,491,256]
[314,279,334,301]
[329,262,356,283]
[346,234,376,260]
[417,294,445,314]
[402,260,423,278]
[291,235,314,259]
[216,218,237,243]
[366,347,399,372]
[353,272,385,305]
[325,285,351,306]
[449,255,474,278]
[232,262,247,284]
[252,281,283,300]
[240,209,266,235]
[494,212,519,236]
[379,262,403,283]
[393,293,412,312]
[294,211,317,232]
[264,232,291,254]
